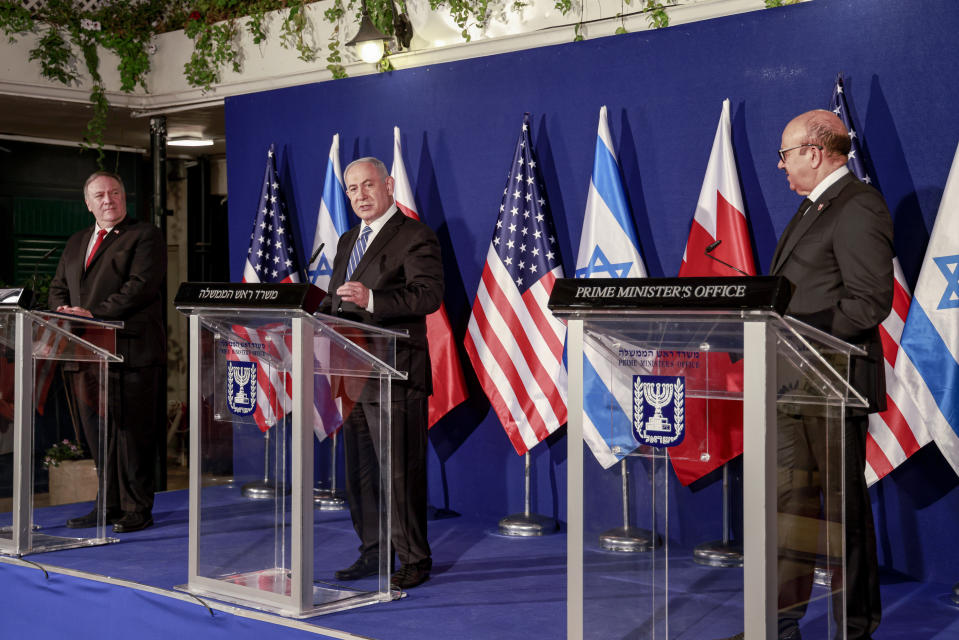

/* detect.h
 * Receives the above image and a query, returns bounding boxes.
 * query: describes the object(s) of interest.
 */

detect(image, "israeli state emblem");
[227,361,257,416]
[632,375,685,447]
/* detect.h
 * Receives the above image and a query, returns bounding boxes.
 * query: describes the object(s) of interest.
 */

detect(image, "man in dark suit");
[321,157,443,590]
[770,110,892,640]
[48,171,166,534]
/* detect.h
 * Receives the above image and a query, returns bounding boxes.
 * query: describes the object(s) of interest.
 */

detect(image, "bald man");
[769,110,892,639]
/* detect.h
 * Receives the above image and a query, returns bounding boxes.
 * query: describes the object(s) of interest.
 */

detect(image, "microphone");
[305,242,326,284]
[704,239,749,276]
[309,242,325,267]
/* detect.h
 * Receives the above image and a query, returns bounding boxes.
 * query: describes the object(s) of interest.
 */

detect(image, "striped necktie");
[345,225,372,281]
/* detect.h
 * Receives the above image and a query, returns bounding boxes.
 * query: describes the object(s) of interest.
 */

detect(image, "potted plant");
[44,439,98,506]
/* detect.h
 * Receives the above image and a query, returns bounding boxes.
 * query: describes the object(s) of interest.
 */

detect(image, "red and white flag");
[679,99,756,278]
[465,114,567,455]
[391,127,468,427]
[673,99,754,485]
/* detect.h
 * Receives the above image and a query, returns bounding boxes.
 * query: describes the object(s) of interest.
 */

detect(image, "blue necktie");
[345,225,372,281]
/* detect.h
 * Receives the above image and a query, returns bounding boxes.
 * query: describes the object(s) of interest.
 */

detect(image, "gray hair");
[83,170,126,198]
[344,157,389,182]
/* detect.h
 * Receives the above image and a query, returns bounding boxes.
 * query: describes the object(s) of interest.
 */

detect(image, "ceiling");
[0,93,226,158]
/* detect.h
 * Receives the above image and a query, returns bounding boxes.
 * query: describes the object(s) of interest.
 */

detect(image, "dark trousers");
[72,365,160,515]
[777,410,881,639]
[342,396,430,567]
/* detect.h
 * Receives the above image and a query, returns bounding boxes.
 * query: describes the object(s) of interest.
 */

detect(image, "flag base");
[692,539,743,567]
[498,513,558,537]
[598,526,661,553]
[313,489,346,511]
[813,564,832,588]
[241,481,289,500]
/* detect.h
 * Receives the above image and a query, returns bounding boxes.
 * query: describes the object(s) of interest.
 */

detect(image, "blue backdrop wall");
[225,0,959,583]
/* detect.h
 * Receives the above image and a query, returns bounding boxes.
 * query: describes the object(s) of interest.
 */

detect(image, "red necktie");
[86,229,108,270]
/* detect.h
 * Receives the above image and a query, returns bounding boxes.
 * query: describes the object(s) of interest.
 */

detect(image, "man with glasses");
[768,109,893,640]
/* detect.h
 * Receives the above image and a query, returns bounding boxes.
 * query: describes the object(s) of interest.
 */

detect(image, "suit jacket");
[770,172,894,413]
[48,217,167,368]
[320,210,444,398]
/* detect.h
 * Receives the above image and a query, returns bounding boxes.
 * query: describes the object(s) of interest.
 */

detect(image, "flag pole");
[313,431,346,510]
[598,456,661,552]
[498,451,557,536]
[692,461,743,567]
[241,429,289,499]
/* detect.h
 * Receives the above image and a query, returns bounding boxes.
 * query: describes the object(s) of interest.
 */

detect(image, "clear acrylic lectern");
[175,282,407,618]
[550,277,867,640]
[1,290,122,556]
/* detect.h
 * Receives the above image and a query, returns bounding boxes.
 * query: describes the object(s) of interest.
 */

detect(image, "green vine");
[28,25,76,85]
[183,11,241,90]
[3,0,166,166]
[642,0,671,29]
[0,2,32,41]
[0,0,780,158]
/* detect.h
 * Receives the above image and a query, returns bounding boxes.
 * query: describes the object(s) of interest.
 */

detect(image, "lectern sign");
[632,375,685,447]
[227,361,257,416]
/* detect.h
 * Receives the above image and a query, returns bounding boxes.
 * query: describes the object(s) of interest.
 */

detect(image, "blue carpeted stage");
[2,488,958,639]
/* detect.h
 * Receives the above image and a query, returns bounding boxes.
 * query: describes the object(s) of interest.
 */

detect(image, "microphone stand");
[691,238,747,567]
[703,240,749,277]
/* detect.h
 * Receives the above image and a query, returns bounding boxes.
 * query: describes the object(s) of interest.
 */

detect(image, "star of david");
[308,254,334,284]
[575,246,633,279]
[934,254,959,310]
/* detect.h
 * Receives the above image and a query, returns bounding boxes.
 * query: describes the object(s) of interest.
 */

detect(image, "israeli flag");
[308,134,350,292]
[899,140,959,477]
[308,134,349,441]
[574,106,647,468]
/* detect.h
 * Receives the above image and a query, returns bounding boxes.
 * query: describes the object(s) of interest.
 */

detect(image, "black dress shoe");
[112,512,153,533]
[390,558,431,590]
[335,555,380,581]
[66,508,122,529]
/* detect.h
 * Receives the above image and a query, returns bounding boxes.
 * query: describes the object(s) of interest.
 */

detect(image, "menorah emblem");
[227,361,257,416]
[632,375,686,447]
[232,365,251,404]
[642,381,674,432]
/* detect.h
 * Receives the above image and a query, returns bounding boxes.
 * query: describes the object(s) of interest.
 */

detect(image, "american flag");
[237,145,303,433]
[34,320,68,417]
[243,144,302,285]
[392,126,468,428]
[465,114,568,455]
[830,73,932,485]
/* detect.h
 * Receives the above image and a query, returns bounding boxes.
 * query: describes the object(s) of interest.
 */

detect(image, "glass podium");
[550,277,866,640]
[175,283,407,618]
[0,291,122,556]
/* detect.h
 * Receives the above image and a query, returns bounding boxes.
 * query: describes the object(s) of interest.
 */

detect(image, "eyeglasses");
[778,143,823,163]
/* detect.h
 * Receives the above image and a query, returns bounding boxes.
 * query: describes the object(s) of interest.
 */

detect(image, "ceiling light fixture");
[168,137,214,147]
[346,0,413,64]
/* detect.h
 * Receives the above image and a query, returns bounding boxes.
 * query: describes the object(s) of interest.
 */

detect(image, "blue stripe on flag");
[322,159,350,235]
[592,140,640,246]
[583,354,637,454]
[901,300,959,438]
